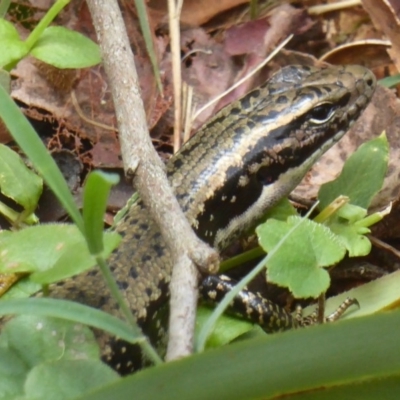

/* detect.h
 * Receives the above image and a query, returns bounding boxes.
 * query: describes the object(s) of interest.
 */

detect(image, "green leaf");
[0,144,42,214]
[31,232,121,284]
[0,224,121,284]
[0,68,10,93]
[24,360,119,400]
[318,133,389,209]
[196,306,256,348]
[0,19,19,39]
[257,216,346,298]
[0,38,29,70]
[30,26,101,68]
[302,376,400,399]
[0,276,41,300]
[0,315,100,367]
[24,0,71,52]
[329,220,371,257]
[0,19,29,68]
[83,171,119,255]
[328,205,372,257]
[308,269,400,322]
[379,73,400,88]
[263,197,298,221]
[0,298,142,345]
[0,315,119,400]
[0,1,11,18]
[335,203,367,223]
[76,310,400,400]
[0,347,27,399]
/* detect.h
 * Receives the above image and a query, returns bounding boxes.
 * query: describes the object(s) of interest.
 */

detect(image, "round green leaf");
[328,219,371,257]
[24,360,119,400]
[0,19,29,68]
[0,347,27,399]
[0,224,120,284]
[30,26,101,68]
[0,315,119,400]
[0,315,100,368]
[257,216,346,298]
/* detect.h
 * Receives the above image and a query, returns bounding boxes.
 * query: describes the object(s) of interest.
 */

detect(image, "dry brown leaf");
[180,28,236,128]
[362,0,400,70]
[320,39,392,68]
[148,0,251,27]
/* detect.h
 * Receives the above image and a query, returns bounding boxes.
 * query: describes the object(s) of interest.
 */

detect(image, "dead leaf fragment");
[320,39,392,69]
[362,0,400,70]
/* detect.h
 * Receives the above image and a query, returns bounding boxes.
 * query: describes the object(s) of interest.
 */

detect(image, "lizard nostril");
[366,78,374,87]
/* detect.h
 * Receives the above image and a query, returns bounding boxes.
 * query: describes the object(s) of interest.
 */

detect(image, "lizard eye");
[309,102,336,124]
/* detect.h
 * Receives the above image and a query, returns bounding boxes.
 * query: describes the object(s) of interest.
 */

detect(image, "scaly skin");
[50,65,376,373]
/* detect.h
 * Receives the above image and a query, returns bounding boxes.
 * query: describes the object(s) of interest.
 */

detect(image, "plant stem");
[219,246,265,273]
[25,0,70,50]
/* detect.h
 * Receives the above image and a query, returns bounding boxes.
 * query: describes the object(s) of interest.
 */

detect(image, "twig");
[308,0,361,15]
[369,236,400,260]
[86,0,219,362]
[168,0,183,152]
[71,91,117,132]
